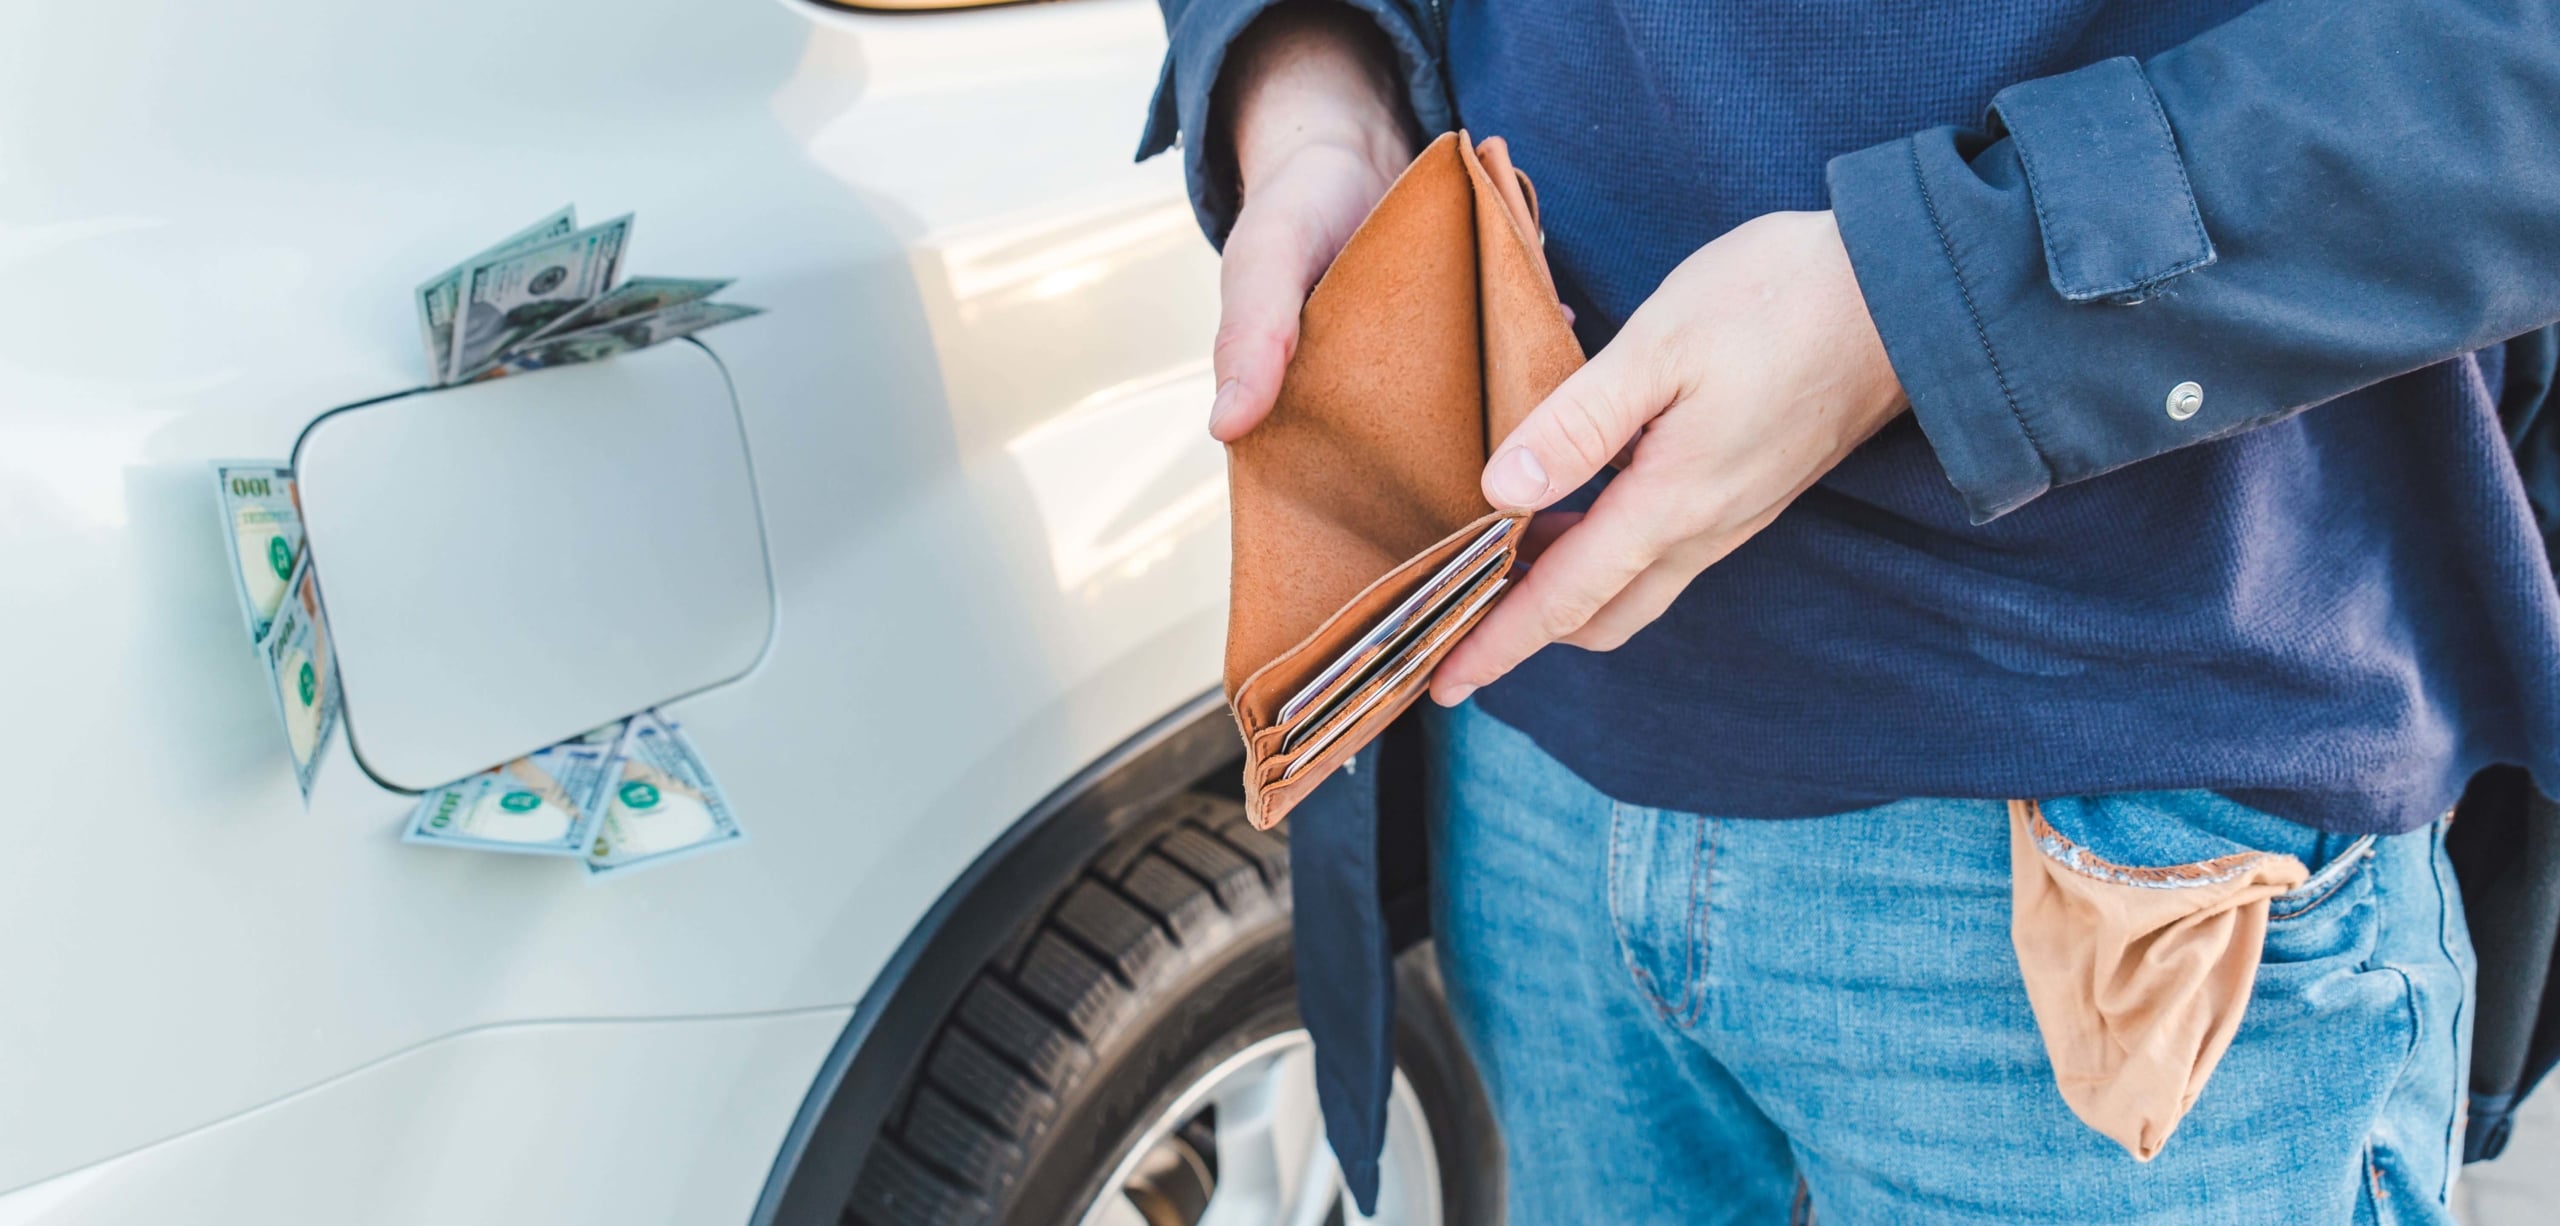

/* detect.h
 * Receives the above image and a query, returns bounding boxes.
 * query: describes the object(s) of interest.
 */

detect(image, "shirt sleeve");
[1827,0,2560,522]
[1138,0,1452,248]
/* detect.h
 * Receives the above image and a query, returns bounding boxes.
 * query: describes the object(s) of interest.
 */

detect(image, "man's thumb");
[1208,214,1320,441]
[1482,347,1659,510]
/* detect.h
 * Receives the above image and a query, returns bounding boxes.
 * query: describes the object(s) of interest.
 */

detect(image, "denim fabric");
[1428,701,2477,1224]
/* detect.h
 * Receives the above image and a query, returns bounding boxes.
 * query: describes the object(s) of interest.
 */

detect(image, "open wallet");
[1226,131,1585,828]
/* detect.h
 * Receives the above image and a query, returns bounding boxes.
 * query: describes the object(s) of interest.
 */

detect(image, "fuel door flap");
[295,341,773,792]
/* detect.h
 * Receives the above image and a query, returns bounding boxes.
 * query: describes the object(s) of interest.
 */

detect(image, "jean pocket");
[2262,834,2380,966]
[2030,792,2375,966]
[2029,792,2321,878]
[2011,795,2317,1158]
[1606,801,1713,1028]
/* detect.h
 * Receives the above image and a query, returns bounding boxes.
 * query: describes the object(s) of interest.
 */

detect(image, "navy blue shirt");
[1142,0,2560,835]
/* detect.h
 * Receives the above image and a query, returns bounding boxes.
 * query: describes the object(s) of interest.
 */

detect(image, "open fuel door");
[294,341,774,792]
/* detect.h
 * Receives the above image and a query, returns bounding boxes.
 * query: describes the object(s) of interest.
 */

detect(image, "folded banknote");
[415,206,576,383]
[404,720,630,856]
[260,550,341,800]
[414,209,757,385]
[212,461,303,643]
[585,711,746,877]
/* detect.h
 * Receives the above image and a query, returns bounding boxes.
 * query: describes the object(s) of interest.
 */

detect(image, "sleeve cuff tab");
[1990,56,2216,304]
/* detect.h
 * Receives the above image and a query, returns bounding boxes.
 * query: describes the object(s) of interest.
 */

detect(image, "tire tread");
[847,1137,990,1226]
[925,1026,1058,1139]
[845,791,1284,1226]
[1116,852,1221,942]
[1014,932,1126,1040]
[904,1084,1028,1190]
[1053,880,1174,983]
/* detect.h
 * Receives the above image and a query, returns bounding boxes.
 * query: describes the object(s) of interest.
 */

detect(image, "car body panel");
[0,1010,849,1225]
[0,0,1222,1206]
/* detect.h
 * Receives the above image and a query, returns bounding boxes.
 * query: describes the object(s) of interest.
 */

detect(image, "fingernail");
[1207,379,1241,436]
[1438,683,1477,707]
[1486,446,1549,508]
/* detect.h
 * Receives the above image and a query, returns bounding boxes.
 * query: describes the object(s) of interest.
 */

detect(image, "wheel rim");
[1075,1029,1443,1226]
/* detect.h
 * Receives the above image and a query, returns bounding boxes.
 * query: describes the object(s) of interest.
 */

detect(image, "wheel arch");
[750,688,1243,1226]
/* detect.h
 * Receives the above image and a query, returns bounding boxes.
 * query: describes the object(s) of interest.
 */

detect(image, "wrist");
[1808,210,1909,434]
[1222,2,1416,193]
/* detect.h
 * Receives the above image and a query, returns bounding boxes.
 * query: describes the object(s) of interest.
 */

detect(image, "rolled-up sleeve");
[1139,0,1451,247]
[1829,0,2560,522]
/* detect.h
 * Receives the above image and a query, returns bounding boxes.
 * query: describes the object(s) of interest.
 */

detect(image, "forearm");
[1221,2,1417,192]
[1139,0,1448,246]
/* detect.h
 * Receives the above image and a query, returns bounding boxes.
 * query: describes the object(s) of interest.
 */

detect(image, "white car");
[0,0,1494,1222]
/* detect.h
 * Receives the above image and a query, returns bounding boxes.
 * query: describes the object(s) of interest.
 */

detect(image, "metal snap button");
[2167,381,2204,421]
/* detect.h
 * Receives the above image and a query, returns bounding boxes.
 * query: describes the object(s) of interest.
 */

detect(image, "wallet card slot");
[1276,516,1516,729]
[1278,546,1512,755]
[1232,512,1523,741]
[1280,572,1508,779]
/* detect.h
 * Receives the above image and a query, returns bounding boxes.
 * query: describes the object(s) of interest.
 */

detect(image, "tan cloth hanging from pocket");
[2008,798,2308,1159]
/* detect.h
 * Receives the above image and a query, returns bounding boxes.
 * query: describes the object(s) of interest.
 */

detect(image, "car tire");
[844,789,1500,1225]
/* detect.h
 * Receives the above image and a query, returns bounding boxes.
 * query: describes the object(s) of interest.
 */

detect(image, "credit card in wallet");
[1277,526,1514,753]
[1282,574,1510,778]
[1279,545,1510,754]
[1276,518,1516,730]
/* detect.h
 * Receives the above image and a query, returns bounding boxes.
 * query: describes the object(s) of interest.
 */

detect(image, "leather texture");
[1226,132,1583,828]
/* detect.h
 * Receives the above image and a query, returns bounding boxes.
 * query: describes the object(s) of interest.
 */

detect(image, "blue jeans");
[1426,701,2475,1225]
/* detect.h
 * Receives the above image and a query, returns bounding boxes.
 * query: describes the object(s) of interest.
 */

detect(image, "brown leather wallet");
[1226,132,1584,829]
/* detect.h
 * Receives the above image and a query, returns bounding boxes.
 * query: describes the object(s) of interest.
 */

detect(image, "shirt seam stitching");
[1906,139,2051,481]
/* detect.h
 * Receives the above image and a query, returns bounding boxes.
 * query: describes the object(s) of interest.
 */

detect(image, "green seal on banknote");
[619,781,660,810]
[499,791,542,813]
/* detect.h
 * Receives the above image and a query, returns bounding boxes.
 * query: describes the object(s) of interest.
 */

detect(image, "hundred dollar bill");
[470,301,763,381]
[414,206,575,383]
[260,551,340,801]
[585,711,745,877]
[211,461,302,642]
[449,213,633,382]
[404,721,629,856]
[518,276,731,346]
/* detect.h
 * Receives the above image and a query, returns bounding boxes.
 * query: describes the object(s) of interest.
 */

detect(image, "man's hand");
[1208,2,1416,440]
[1431,210,1907,704]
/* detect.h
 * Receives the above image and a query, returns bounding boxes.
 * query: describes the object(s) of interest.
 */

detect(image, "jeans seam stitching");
[1608,802,1679,1021]
[2021,799,2285,889]
[1678,815,1715,1028]
[2361,1141,2385,1222]
[2427,821,2469,1198]
[2268,836,2378,922]
[2370,853,2427,1113]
